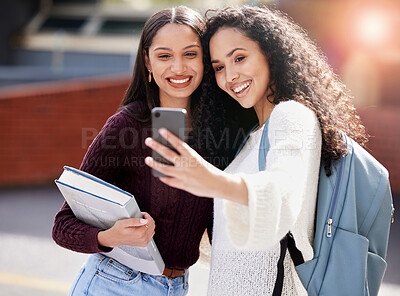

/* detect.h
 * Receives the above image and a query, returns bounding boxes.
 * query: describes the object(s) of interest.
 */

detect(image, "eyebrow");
[153,44,201,51]
[211,48,246,64]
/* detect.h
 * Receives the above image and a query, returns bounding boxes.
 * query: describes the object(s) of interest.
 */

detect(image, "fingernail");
[145,138,152,146]
[145,157,153,165]
[159,128,167,135]
[140,219,148,224]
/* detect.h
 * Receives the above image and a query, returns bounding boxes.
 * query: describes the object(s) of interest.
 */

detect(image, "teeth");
[233,81,250,93]
[169,77,190,84]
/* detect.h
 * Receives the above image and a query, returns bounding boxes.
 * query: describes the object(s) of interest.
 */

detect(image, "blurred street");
[0,185,399,296]
[0,185,211,296]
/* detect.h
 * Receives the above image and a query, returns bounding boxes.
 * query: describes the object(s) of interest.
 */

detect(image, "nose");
[171,57,186,74]
[225,66,238,83]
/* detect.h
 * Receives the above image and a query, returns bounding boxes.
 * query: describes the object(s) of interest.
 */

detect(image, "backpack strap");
[258,117,271,171]
[273,233,305,295]
[272,236,288,296]
[255,117,290,294]
[256,117,307,294]
[256,117,308,293]
[286,232,305,266]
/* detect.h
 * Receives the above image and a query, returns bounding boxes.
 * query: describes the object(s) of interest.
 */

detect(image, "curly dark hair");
[194,6,369,175]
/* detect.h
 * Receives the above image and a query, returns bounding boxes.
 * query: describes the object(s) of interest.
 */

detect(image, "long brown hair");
[120,6,206,126]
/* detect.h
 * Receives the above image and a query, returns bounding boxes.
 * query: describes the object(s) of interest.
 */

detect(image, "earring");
[148,70,152,83]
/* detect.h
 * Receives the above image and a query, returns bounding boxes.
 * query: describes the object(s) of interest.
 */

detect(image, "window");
[40,17,87,33]
[99,20,145,35]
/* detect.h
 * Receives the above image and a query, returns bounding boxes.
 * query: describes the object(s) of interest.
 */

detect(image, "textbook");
[55,166,165,275]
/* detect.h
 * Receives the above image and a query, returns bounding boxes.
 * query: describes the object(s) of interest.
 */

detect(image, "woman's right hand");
[97,212,155,248]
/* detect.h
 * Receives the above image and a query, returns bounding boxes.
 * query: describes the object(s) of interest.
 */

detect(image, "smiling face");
[145,24,203,107]
[210,27,272,110]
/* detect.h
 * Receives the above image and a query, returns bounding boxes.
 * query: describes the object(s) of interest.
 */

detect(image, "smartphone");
[151,107,187,177]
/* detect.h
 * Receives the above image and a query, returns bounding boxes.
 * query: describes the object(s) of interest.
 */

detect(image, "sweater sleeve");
[223,101,321,254]
[52,111,131,254]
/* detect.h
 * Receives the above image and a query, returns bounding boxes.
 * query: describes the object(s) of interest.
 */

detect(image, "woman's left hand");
[144,128,222,198]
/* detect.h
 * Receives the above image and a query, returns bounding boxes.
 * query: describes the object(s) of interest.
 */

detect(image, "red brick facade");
[0,76,130,186]
[0,78,399,194]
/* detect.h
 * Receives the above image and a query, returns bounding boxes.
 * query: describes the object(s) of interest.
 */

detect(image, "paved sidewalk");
[0,186,398,295]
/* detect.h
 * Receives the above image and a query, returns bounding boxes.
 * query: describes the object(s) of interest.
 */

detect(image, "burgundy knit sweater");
[52,103,213,269]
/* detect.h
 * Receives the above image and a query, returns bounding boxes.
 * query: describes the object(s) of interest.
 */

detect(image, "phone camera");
[155,112,160,118]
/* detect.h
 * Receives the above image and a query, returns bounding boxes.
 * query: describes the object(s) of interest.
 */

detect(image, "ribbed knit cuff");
[90,228,113,253]
[224,172,285,251]
[243,172,279,250]
[223,194,250,248]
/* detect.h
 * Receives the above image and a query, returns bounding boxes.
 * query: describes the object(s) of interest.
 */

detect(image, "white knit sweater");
[207,101,322,296]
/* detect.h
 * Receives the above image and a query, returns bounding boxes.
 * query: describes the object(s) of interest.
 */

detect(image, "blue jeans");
[68,254,189,296]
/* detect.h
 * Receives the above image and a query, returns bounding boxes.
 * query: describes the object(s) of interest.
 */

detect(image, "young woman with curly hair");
[145,6,369,295]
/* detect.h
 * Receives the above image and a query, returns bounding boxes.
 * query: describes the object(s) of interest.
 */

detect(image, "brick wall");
[0,80,399,194]
[0,75,130,186]
[358,107,400,194]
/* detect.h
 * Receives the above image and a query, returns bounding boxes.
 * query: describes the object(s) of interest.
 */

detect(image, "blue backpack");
[246,119,395,296]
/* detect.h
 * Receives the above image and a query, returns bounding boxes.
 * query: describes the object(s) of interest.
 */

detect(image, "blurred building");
[0,0,150,86]
[0,0,235,186]
[0,0,399,197]
[276,0,400,195]
[0,0,249,86]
